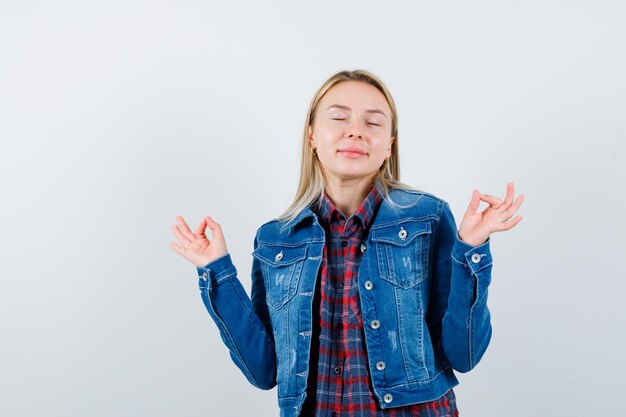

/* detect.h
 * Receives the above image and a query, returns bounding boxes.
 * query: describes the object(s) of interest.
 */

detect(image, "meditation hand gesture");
[169,215,229,267]
[458,182,525,247]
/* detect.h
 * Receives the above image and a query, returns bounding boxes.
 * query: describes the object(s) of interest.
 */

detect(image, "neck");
[323,174,378,218]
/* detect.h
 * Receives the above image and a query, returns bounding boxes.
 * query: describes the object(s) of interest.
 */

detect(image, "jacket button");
[383,393,393,403]
[364,280,373,290]
[471,253,482,263]
[398,227,407,240]
[360,243,366,253]
[275,251,283,262]
[376,361,385,370]
[370,319,380,329]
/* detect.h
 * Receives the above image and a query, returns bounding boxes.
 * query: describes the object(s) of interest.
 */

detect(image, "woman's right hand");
[169,215,229,267]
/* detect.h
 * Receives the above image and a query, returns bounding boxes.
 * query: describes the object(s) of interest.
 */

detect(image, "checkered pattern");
[299,184,460,417]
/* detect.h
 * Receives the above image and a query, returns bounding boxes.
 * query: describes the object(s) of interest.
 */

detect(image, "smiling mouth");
[338,150,367,158]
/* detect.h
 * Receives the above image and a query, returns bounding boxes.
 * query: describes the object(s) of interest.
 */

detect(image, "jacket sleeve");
[428,200,493,373]
[196,233,277,389]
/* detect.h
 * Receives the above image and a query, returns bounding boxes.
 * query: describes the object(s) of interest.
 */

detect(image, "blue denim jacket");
[196,188,493,417]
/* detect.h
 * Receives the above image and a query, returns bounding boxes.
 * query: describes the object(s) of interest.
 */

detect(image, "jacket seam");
[214,270,238,285]
[469,297,476,369]
[375,365,451,389]
[200,285,263,388]
[369,214,439,230]
[230,277,276,344]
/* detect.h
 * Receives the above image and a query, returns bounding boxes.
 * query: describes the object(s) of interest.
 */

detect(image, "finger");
[194,218,208,237]
[169,241,186,256]
[171,224,192,246]
[176,215,196,241]
[496,214,523,231]
[466,189,481,216]
[480,194,503,209]
[502,194,525,219]
[498,182,514,209]
[204,215,224,239]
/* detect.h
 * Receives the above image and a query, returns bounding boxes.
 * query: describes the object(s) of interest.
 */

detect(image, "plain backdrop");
[1,1,624,416]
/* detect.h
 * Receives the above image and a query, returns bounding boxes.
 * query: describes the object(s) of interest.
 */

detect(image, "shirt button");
[471,253,482,263]
[364,280,373,290]
[383,393,393,403]
[376,361,386,370]
[370,319,380,329]
[341,240,348,247]
[360,243,366,253]
[334,366,342,374]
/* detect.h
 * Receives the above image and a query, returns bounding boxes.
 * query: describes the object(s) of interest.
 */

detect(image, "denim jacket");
[196,188,493,417]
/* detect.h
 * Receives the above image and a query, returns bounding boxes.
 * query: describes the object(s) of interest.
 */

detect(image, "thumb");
[466,189,481,216]
[193,218,207,235]
[204,215,224,238]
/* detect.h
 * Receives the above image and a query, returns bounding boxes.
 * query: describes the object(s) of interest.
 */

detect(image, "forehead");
[319,81,390,115]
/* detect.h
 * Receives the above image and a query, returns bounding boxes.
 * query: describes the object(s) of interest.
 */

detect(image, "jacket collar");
[279,205,317,235]
[280,178,399,235]
[315,183,382,230]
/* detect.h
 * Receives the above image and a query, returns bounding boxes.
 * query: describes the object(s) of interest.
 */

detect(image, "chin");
[327,167,379,181]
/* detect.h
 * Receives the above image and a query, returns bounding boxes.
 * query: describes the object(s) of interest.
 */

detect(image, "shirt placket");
[332,216,348,417]
[338,219,358,416]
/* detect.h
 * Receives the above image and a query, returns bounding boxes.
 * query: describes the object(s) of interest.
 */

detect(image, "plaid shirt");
[300,184,460,417]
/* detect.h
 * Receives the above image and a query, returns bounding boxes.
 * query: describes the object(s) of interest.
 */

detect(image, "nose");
[346,121,364,139]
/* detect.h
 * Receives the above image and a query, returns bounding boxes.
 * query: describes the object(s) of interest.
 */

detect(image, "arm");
[196,233,277,389]
[428,200,493,373]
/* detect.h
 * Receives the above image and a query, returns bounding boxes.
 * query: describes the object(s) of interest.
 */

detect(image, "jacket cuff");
[451,232,492,274]
[196,253,237,290]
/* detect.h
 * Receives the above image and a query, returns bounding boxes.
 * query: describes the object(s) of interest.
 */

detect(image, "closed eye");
[332,118,380,126]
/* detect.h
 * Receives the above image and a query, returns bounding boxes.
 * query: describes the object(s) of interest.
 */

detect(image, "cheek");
[316,129,341,146]
[370,137,391,153]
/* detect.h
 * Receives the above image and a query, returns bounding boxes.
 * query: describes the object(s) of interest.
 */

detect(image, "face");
[309,80,395,183]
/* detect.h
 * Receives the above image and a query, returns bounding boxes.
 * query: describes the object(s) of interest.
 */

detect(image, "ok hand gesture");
[169,215,229,267]
[458,182,525,247]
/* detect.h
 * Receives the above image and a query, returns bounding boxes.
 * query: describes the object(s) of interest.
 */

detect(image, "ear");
[387,136,395,157]
[308,125,315,147]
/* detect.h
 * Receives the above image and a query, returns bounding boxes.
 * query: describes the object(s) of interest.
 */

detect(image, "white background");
[1,1,624,416]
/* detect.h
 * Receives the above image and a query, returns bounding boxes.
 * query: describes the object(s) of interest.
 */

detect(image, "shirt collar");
[314,181,384,229]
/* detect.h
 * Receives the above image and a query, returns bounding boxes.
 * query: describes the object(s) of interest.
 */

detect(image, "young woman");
[170,69,524,417]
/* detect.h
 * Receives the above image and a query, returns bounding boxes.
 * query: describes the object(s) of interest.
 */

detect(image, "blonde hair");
[275,69,423,224]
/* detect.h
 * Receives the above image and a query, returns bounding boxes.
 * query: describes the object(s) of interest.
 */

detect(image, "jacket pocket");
[370,219,432,289]
[252,244,307,309]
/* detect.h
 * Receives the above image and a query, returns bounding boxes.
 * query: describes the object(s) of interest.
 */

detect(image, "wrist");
[457,231,487,247]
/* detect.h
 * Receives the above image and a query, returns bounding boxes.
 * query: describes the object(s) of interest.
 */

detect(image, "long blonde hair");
[275,69,423,224]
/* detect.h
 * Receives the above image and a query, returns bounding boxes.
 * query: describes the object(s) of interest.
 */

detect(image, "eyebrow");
[326,104,388,119]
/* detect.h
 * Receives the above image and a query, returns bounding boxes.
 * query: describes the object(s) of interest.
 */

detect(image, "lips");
[337,147,367,155]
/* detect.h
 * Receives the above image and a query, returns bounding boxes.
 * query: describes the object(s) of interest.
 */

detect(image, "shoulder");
[253,211,316,244]
[388,187,448,205]
[254,217,283,242]
[384,187,450,218]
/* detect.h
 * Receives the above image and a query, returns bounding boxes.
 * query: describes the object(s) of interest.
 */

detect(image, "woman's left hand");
[457,182,525,247]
